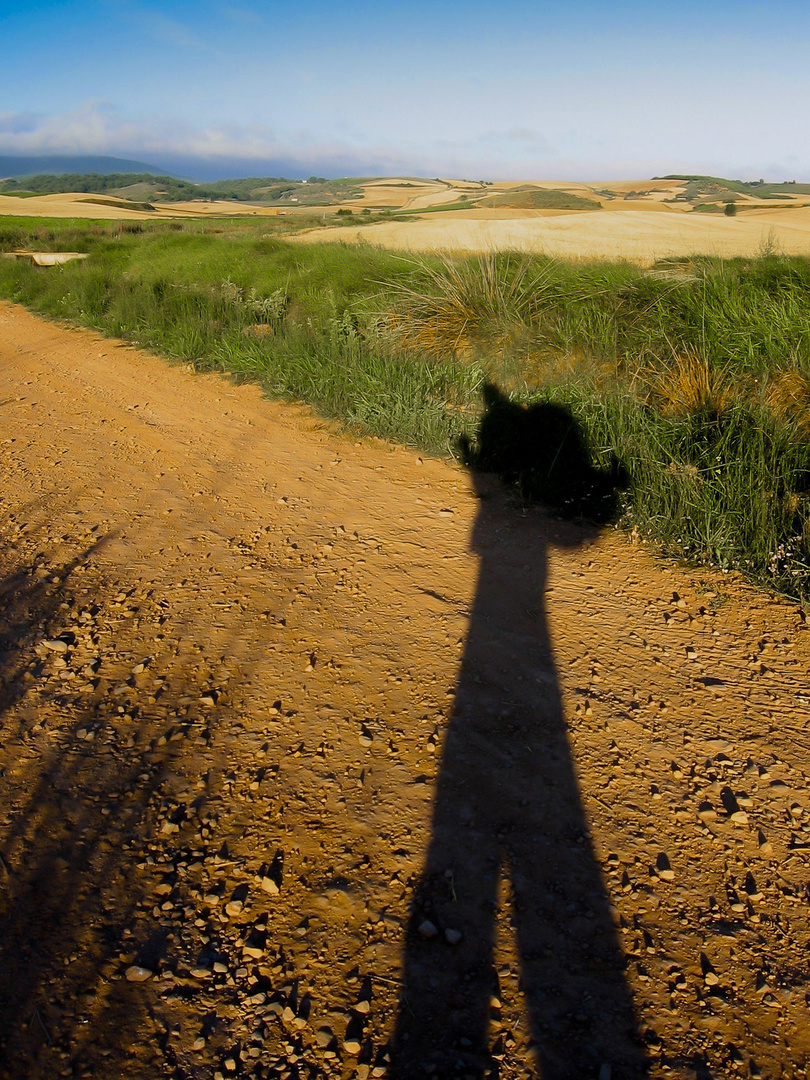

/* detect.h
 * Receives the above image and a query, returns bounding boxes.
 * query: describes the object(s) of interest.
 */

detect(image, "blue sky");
[2,0,809,180]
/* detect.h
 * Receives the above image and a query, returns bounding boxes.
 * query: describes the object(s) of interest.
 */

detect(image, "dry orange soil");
[1,302,809,1080]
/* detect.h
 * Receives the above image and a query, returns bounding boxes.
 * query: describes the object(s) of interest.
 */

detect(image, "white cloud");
[0,102,807,182]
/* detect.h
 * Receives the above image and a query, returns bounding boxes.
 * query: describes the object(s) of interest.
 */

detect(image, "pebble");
[42,639,68,653]
[261,876,280,895]
[418,919,438,938]
[225,900,244,917]
[315,1027,335,1048]
[343,1039,361,1055]
[444,928,463,945]
[655,854,675,881]
[125,965,153,982]
[192,1038,206,1051]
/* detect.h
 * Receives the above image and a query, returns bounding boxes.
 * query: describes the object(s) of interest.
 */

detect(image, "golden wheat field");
[3,176,809,262]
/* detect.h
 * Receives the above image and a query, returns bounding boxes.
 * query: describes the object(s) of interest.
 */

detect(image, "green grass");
[478,188,599,211]
[659,174,810,201]
[0,215,807,603]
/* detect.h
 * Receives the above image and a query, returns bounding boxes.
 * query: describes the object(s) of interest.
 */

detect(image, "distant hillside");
[479,187,599,210]
[657,174,810,201]
[0,155,166,179]
[0,171,365,206]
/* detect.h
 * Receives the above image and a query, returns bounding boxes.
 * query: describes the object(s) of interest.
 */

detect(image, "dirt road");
[1,301,809,1080]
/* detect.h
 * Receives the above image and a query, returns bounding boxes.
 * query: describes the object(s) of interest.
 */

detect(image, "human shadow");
[392,386,646,1079]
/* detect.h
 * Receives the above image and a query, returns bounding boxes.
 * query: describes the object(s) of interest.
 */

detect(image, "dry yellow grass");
[645,351,737,416]
[763,368,810,438]
[0,193,287,221]
[0,192,163,220]
[294,204,810,265]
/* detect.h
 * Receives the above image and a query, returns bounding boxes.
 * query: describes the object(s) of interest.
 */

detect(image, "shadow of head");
[458,382,627,524]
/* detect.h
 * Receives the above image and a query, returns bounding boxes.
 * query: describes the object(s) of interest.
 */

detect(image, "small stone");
[193,1038,206,1051]
[357,1066,370,1079]
[282,1006,296,1024]
[125,965,152,982]
[757,831,773,855]
[261,876,279,895]
[704,971,720,986]
[444,928,463,945]
[43,639,68,653]
[353,999,371,1015]
[224,1058,237,1073]
[730,811,749,826]
[225,900,244,917]
[343,1039,361,1056]
[418,919,438,938]
[655,854,675,881]
[315,1027,334,1048]
[685,647,697,660]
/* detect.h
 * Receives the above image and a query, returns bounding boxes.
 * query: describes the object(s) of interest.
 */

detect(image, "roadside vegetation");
[1,214,808,602]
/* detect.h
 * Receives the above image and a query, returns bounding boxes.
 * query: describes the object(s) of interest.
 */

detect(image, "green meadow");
[1,214,808,602]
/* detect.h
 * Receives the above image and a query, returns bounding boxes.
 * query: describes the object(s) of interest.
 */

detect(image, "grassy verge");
[1,216,807,602]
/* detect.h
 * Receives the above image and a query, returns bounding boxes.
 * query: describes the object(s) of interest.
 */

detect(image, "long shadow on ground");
[0,516,243,1079]
[392,386,647,1079]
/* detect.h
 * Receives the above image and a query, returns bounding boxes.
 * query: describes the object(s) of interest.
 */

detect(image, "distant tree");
[724,202,737,216]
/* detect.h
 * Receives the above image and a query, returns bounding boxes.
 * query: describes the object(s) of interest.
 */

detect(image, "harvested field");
[295,206,810,264]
